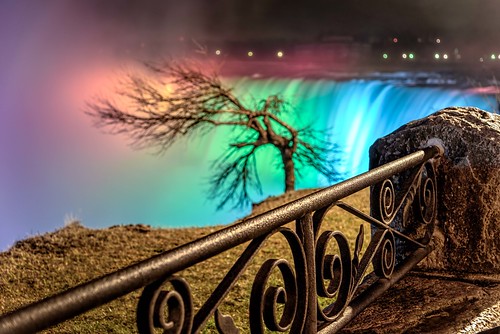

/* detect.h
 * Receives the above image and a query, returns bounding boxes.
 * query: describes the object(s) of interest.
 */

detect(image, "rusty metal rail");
[0,146,441,333]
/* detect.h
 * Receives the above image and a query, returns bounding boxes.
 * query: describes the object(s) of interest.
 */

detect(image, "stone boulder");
[369,107,500,274]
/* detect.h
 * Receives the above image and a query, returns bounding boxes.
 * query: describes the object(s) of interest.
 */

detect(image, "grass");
[0,188,370,333]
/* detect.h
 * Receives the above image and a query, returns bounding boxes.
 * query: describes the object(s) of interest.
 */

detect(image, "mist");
[0,1,207,248]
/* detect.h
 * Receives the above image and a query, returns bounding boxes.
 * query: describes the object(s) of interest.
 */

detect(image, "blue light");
[1,76,496,250]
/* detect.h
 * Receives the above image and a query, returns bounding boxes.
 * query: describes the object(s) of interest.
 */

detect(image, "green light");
[382,53,388,59]
[409,53,414,59]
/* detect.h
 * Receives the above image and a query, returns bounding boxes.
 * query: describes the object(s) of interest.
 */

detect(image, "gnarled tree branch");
[86,60,341,209]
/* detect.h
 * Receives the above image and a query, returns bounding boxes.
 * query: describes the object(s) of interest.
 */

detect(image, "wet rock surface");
[369,107,500,274]
[360,107,500,333]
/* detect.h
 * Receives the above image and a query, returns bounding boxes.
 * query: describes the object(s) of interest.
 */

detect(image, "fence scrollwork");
[137,276,194,334]
[0,146,441,334]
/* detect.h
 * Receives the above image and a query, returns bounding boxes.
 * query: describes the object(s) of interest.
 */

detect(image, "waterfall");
[226,77,494,189]
[0,76,495,250]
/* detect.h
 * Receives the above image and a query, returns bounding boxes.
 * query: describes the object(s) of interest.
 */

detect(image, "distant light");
[480,57,484,62]
[491,54,496,60]
[247,51,254,57]
[434,53,440,59]
[436,38,441,44]
[393,37,398,43]
[409,53,414,59]
[382,53,388,59]
[402,53,407,59]
[277,51,284,58]
[215,49,221,56]
[498,54,500,59]
[443,54,448,60]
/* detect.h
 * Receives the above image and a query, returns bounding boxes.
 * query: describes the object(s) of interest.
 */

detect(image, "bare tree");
[86,60,340,209]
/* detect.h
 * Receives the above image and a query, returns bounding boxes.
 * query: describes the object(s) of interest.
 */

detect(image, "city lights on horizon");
[400,52,415,60]
[208,42,498,65]
[209,48,289,59]
[170,32,500,67]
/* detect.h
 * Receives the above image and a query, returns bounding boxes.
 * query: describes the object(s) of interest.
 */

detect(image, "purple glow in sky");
[0,1,192,247]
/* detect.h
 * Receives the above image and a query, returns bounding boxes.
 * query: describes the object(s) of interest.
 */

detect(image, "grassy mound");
[0,189,370,333]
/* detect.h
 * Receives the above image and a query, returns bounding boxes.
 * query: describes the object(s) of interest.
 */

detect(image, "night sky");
[75,0,500,44]
[3,1,498,67]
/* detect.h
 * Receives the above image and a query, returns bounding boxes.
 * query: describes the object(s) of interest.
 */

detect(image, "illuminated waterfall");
[227,77,494,187]
[41,78,500,228]
[1,76,496,250]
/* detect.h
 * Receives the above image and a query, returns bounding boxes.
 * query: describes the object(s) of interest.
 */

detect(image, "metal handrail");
[0,145,441,334]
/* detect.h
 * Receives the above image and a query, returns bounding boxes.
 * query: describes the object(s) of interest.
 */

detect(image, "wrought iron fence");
[0,145,442,334]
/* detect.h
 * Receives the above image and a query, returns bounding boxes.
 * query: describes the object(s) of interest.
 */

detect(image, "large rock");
[369,107,500,274]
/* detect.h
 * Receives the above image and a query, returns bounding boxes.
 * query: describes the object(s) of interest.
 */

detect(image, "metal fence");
[0,145,441,333]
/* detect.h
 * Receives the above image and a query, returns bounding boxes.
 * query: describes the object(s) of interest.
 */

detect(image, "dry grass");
[0,188,370,333]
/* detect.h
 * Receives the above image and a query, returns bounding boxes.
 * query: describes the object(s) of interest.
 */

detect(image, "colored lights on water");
[228,77,494,183]
[1,75,496,252]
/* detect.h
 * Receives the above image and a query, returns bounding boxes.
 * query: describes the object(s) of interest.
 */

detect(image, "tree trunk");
[282,149,295,192]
